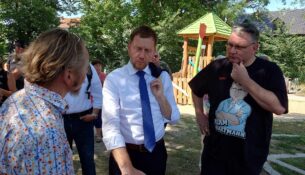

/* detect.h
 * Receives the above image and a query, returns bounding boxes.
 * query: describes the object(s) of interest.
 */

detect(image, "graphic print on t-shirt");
[214,82,251,138]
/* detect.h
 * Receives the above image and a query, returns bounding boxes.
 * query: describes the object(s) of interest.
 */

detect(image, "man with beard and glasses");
[63,62,102,175]
[0,28,89,174]
[189,20,288,175]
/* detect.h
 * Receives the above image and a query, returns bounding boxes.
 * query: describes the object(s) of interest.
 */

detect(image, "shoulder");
[198,58,231,77]
[204,58,231,72]
[1,90,26,116]
[255,57,282,72]
[160,70,171,79]
[107,66,126,78]
[104,65,129,86]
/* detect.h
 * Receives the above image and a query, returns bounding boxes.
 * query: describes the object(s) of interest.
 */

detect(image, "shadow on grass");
[165,114,202,175]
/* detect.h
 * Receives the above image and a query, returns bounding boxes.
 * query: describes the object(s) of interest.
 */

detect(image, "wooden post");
[193,23,206,76]
[173,77,178,102]
[182,37,188,78]
[187,77,193,105]
[182,78,187,104]
[206,35,214,66]
[178,78,183,104]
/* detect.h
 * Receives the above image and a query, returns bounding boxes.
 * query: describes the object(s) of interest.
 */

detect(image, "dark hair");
[129,25,157,46]
[15,40,26,48]
[91,59,103,66]
[232,19,259,42]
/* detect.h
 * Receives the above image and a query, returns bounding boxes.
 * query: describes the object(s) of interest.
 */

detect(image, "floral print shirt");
[0,80,74,175]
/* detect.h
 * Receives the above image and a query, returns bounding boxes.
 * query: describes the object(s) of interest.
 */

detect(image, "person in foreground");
[102,25,180,175]
[189,20,288,175]
[0,28,89,174]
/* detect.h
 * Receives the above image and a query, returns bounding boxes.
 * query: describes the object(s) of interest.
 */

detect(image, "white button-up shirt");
[102,61,180,150]
[64,64,103,113]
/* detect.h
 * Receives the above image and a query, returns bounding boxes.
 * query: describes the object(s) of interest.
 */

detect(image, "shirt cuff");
[102,134,126,150]
[164,108,180,124]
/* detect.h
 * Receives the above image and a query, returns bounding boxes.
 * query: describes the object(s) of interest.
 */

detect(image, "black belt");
[125,138,164,153]
[63,108,93,119]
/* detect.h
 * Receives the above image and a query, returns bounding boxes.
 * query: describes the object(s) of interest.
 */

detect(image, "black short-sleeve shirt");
[189,57,288,168]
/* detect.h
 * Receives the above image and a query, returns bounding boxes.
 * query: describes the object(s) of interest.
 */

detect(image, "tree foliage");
[1,0,304,82]
[75,0,265,72]
[0,0,79,55]
[260,31,305,82]
[247,4,305,82]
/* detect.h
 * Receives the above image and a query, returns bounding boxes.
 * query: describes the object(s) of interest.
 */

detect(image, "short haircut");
[129,25,157,46]
[22,28,86,84]
[91,59,103,66]
[232,19,260,42]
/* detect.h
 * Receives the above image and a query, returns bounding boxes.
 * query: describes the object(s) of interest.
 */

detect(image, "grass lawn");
[269,162,303,175]
[72,116,305,174]
[269,121,305,174]
[270,121,305,154]
[165,113,202,175]
[281,157,305,170]
[73,113,202,175]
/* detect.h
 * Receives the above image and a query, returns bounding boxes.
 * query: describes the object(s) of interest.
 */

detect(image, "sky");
[266,0,304,11]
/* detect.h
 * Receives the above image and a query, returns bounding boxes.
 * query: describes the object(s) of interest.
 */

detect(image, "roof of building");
[268,9,305,34]
[59,17,81,29]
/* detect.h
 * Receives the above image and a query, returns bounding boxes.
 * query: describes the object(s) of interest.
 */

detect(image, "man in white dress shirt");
[102,25,180,175]
[63,63,103,175]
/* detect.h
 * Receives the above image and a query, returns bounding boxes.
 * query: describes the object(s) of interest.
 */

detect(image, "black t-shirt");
[189,57,288,167]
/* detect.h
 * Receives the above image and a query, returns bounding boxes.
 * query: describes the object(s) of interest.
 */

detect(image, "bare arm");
[112,148,145,175]
[151,79,172,119]
[7,72,17,92]
[0,88,14,97]
[243,79,285,115]
[80,108,100,122]
[231,63,286,115]
[192,93,209,135]
[11,68,22,80]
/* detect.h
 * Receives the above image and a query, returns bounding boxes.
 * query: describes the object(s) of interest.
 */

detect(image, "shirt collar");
[24,80,68,112]
[127,61,151,76]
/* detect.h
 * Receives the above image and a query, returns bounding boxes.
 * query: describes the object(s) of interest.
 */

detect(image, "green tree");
[0,0,79,55]
[260,32,305,82]
[76,0,260,72]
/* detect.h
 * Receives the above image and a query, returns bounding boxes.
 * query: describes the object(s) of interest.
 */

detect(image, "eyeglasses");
[226,42,255,51]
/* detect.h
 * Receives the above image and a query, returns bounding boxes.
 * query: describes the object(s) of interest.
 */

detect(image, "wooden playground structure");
[172,13,231,104]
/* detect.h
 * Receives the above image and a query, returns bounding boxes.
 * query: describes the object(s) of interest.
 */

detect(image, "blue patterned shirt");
[0,80,74,175]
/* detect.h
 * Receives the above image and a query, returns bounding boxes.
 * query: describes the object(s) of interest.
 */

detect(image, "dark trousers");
[109,139,167,175]
[64,111,96,175]
[94,110,102,128]
[201,150,245,175]
[201,144,263,175]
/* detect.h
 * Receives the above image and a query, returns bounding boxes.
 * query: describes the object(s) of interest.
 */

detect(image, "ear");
[63,68,74,88]
[253,42,259,52]
[127,42,131,50]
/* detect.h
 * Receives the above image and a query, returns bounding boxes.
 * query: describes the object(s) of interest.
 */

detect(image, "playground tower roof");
[177,12,231,40]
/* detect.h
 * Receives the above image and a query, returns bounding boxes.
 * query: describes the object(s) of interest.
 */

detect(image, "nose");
[139,50,145,59]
